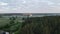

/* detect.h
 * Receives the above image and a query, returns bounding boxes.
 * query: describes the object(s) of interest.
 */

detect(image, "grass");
[0,17,22,27]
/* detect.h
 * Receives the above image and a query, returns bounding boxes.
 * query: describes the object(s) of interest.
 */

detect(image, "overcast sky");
[0,0,60,13]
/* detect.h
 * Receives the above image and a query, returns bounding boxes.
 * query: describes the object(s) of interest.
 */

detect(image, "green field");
[0,16,23,27]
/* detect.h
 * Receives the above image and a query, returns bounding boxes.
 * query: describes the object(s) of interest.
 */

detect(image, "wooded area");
[19,16,60,34]
[0,16,60,34]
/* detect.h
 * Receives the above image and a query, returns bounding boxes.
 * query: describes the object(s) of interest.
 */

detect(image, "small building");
[0,30,9,34]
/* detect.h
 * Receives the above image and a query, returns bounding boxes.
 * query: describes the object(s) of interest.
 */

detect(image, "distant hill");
[0,13,60,16]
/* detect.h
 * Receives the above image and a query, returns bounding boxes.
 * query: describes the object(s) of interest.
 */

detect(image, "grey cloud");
[0,0,60,13]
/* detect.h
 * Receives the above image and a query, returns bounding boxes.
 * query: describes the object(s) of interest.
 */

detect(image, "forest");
[0,16,60,34]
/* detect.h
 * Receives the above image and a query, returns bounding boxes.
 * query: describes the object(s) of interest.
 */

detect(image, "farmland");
[0,13,60,34]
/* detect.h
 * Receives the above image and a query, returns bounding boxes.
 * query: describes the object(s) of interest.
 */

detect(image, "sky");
[0,0,60,13]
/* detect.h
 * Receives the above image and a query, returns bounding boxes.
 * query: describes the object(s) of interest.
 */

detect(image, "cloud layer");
[0,0,60,13]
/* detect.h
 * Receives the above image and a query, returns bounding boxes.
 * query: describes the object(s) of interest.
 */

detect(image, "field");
[0,16,23,28]
[0,15,60,34]
[0,17,9,26]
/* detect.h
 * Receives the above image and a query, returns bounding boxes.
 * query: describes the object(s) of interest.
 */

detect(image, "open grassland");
[0,17,22,27]
[0,18,9,26]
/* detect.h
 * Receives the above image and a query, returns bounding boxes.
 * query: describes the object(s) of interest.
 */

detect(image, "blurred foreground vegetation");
[0,16,60,34]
